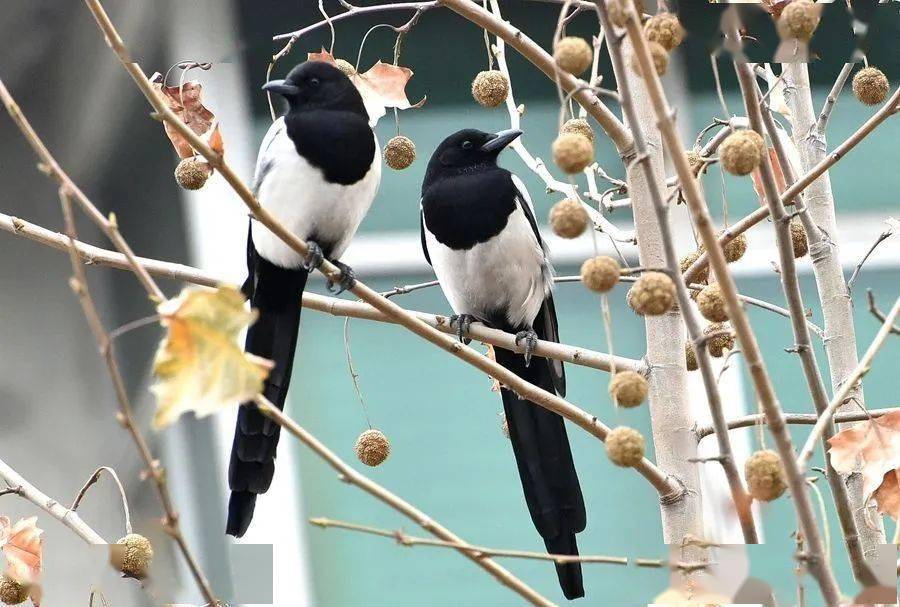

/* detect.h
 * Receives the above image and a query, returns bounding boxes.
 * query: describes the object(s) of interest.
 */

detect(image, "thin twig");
[253,396,555,607]
[0,456,106,545]
[798,297,900,470]
[816,63,854,135]
[70,466,132,535]
[623,5,839,602]
[82,0,680,497]
[846,220,897,292]
[695,407,900,440]
[309,517,681,568]
[866,290,900,335]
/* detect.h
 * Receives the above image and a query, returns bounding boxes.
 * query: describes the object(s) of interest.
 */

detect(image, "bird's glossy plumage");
[421,129,584,599]
[228,61,380,537]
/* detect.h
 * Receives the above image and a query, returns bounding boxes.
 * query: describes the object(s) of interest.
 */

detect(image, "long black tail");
[227,250,308,537]
[493,344,586,600]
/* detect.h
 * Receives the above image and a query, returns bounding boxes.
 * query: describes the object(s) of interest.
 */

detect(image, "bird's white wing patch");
[511,173,554,293]
[252,117,287,196]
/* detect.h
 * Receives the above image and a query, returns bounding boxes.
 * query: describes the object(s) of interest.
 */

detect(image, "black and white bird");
[420,128,586,600]
[227,61,381,537]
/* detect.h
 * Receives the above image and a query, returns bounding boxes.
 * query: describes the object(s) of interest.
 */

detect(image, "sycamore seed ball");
[471,70,510,108]
[553,36,593,75]
[630,41,668,78]
[680,251,709,284]
[685,342,698,371]
[626,285,643,317]
[0,576,28,606]
[630,271,676,316]
[645,13,685,51]
[719,130,764,176]
[704,322,735,358]
[777,0,820,42]
[552,133,594,174]
[606,426,645,467]
[580,256,621,293]
[549,198,590,239]
[111,533,154,578]
[608,371,648,408]
[852,67,889,106]
[607,0,644,28]
[174,157,211,190]
[686,149,704,173]
[791,220,808,258]
[745,449,787,502]
[723,232,748,263]
[697,282,728,323]
[334,58,356,77]
[355,429,391,467]
[560,118,594,143]
[384,135,416,170]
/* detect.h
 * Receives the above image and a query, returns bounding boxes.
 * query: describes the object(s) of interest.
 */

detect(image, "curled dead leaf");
[484,344,501,393]
[306,50,425,126]
[828,411,900,518]
[0,516,43,604]
[151,285,273,429]
[149,73,224,159]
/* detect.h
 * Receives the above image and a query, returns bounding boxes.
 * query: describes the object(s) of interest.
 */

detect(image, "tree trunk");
[782,63,885,553]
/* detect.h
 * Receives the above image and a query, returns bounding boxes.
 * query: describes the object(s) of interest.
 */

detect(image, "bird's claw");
[515,329,539,367]
[449,314,476,344]
[327,261,356,295]
[303,241,324,273]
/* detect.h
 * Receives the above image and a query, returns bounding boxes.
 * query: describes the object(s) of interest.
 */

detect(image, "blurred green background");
[237,2,900,605]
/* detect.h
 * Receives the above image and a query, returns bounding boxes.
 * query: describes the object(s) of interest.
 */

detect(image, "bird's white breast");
[251,123,381,268]
[425,204,548,328]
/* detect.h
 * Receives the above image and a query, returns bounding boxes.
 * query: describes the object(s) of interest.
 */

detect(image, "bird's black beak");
[480,129,523,153]
[262,79,300,96]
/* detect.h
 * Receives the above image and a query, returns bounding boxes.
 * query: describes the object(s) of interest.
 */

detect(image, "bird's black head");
[263,61,368,119]
[424,128,522,183]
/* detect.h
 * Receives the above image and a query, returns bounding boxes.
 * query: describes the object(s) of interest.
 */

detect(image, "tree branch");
[695,407,900,440]
[253,396,555,607]
[70,467,132,536]
[81,0,680,497]
[0,456,106,545]
[866,290,900,335]
[621,4,839,602]
[0,211,642,375]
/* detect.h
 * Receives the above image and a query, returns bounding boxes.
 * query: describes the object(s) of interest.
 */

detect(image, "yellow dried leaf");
[151,286,272,429]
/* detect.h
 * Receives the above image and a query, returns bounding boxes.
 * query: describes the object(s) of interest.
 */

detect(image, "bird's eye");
[461,140,473,150]
[308,77,320,87]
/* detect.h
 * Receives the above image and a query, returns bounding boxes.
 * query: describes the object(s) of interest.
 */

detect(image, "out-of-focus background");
[1,1,898,605]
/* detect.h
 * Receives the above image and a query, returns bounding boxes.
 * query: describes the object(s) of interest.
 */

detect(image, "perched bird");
[227,61,381,537]
[420,129,586,599]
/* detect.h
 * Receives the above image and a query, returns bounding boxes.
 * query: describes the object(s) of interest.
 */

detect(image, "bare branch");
[696,407,900,440]
[847,219,897,291]
[70,467,132,536]
[866,290,900,335]
[254,396,555,607]
[0,456,106,545]
[816,63,854,135]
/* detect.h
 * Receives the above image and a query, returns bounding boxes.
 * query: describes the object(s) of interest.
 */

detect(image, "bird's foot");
[303,241,324,273]
[515,329,539,367]
[327,260,356,295]
[449,314,476,344]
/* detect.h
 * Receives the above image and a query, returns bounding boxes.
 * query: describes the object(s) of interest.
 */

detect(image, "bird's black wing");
[419,203,432,266]
[511,175,566,396]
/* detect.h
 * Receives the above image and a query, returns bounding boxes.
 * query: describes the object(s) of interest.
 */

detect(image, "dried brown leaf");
[149,73,224,159]
[828,411,900,517]
[0,516,43,595]
[307,50,425,126]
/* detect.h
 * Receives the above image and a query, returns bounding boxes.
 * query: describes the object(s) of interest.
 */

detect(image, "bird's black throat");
[285,109,376,185]
[422,168,518,250]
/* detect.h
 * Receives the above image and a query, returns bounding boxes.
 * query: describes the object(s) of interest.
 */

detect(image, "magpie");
[227,61,381,537]
[420,128,586,600]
